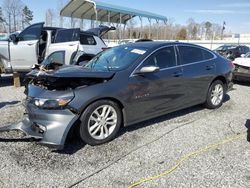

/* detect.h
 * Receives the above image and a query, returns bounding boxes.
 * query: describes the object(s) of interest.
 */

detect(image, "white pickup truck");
[0,22,115,74]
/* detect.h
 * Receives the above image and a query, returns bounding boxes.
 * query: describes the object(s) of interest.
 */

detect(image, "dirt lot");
[0,75,250,188]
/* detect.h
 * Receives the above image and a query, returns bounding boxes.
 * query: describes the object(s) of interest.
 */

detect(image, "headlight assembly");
[33,97,73,109]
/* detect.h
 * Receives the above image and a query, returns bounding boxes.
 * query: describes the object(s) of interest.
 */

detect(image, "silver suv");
[0,22,115,74]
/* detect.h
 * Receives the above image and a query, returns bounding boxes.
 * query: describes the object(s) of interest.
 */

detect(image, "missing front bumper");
[0,111,79,150]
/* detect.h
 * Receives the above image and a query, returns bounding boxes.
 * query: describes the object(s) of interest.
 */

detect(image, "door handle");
[173,71,183,77]
[206,65,214,70]
[69,44,77,46]
[27,43,35,46]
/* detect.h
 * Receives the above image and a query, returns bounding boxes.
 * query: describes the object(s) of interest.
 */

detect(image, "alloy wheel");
[211,84,224,106]
[87,105,117,140]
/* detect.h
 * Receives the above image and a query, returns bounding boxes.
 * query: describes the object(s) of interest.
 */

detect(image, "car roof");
[121,41,206,50]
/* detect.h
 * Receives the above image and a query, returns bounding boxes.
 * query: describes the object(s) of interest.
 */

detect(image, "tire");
[79,100,122,145]
[205,80,225,109]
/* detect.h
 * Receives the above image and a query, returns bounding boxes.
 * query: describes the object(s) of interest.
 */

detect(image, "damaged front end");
[0,66,115,149]
[233,64,250,82]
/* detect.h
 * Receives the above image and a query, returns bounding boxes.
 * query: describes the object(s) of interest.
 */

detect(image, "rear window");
[80,34,96,45]
[178,46,214,65]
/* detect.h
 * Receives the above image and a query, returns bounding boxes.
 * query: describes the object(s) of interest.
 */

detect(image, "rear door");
[177,45,216,105]
[10,22,44,71]
[47,28,80,65]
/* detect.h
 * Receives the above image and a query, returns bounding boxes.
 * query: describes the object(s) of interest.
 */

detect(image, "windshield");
[0,32,20,41]
[0,34,8,41]
[216,45,236,51]
[85,45,148,72]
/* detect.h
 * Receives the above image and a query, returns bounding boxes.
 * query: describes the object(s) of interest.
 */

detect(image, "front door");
[125,46,187,123]
[10,23,44,71]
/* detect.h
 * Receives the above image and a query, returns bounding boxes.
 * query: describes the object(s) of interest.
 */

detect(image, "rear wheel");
[79,100,122,145]
[205,80,225,109]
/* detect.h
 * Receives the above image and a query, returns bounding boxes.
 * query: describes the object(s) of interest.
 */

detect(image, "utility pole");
[221,21,226,40]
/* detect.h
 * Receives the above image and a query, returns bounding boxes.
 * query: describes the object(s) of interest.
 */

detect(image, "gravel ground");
[0,75,250,188]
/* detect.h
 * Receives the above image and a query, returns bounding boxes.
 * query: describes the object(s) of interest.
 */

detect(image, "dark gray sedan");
[3,42,234,149]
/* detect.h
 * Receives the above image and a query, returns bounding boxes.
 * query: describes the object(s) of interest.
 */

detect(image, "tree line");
[0,0,33,33]
[108,18,228,41]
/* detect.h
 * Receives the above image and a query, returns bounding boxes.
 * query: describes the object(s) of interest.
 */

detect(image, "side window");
[202,49,214,60]
[238,47,243,53]
[18,24,43,41]
[80,34,97,45]
[245,47,250,53]
[143,46,176,69]
[178,46,213,65]
[45,51,65,65]
[55,29,79,43]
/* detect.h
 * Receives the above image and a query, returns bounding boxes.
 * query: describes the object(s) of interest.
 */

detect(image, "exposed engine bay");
[25,64,114,91]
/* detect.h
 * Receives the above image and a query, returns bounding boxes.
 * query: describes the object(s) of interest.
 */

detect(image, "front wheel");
[205,80,225,109]
[79,100,122,145]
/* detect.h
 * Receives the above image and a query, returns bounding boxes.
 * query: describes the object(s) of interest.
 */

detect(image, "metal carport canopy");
[60,0,168,24]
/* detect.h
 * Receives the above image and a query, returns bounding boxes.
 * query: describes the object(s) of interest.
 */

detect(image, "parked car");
[233,52,250,81]
[135,39,153,42]
[0,22,115,74]
[214,45,250,60]
[4,42,234,149]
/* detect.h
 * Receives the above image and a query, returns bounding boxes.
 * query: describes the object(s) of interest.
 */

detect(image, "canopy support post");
[108,11,111,43]
[139,16,143,39]
[80,19,83,30]
[164,21,167,40]
[129,15,132,39]
[119,13,122,42]
[95,9,98,27]
[123,23,126,39]
[148,18,151,39]
[156,19,159,40]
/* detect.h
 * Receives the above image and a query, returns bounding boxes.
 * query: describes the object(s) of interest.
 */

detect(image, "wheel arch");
[204,76,227,103]
[211,76,227,88]
[64,97,126,144]
[81,97,126,125]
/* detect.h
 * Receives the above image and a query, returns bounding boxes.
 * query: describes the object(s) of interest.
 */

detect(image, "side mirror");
[9,34,18,43]
[135,66,160,75]
[241,54,246,58]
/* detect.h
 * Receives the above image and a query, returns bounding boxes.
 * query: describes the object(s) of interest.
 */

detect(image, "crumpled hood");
[26,66,115,79]
[233,58,250,68]
[25,66,116,91]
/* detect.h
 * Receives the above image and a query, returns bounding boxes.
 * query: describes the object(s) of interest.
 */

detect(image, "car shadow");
[0,74,26,87]
[121,94,231,134]
[245,119,250,142]
[55,95,231,155]
[234,80,250,87]
[0,94,231,155]
[120,105,204,135]
[0,101,21,109]
[0,137,34,142]
[0,74,13,87]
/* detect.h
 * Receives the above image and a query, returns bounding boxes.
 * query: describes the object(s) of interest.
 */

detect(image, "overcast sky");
[1,0,250,34]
